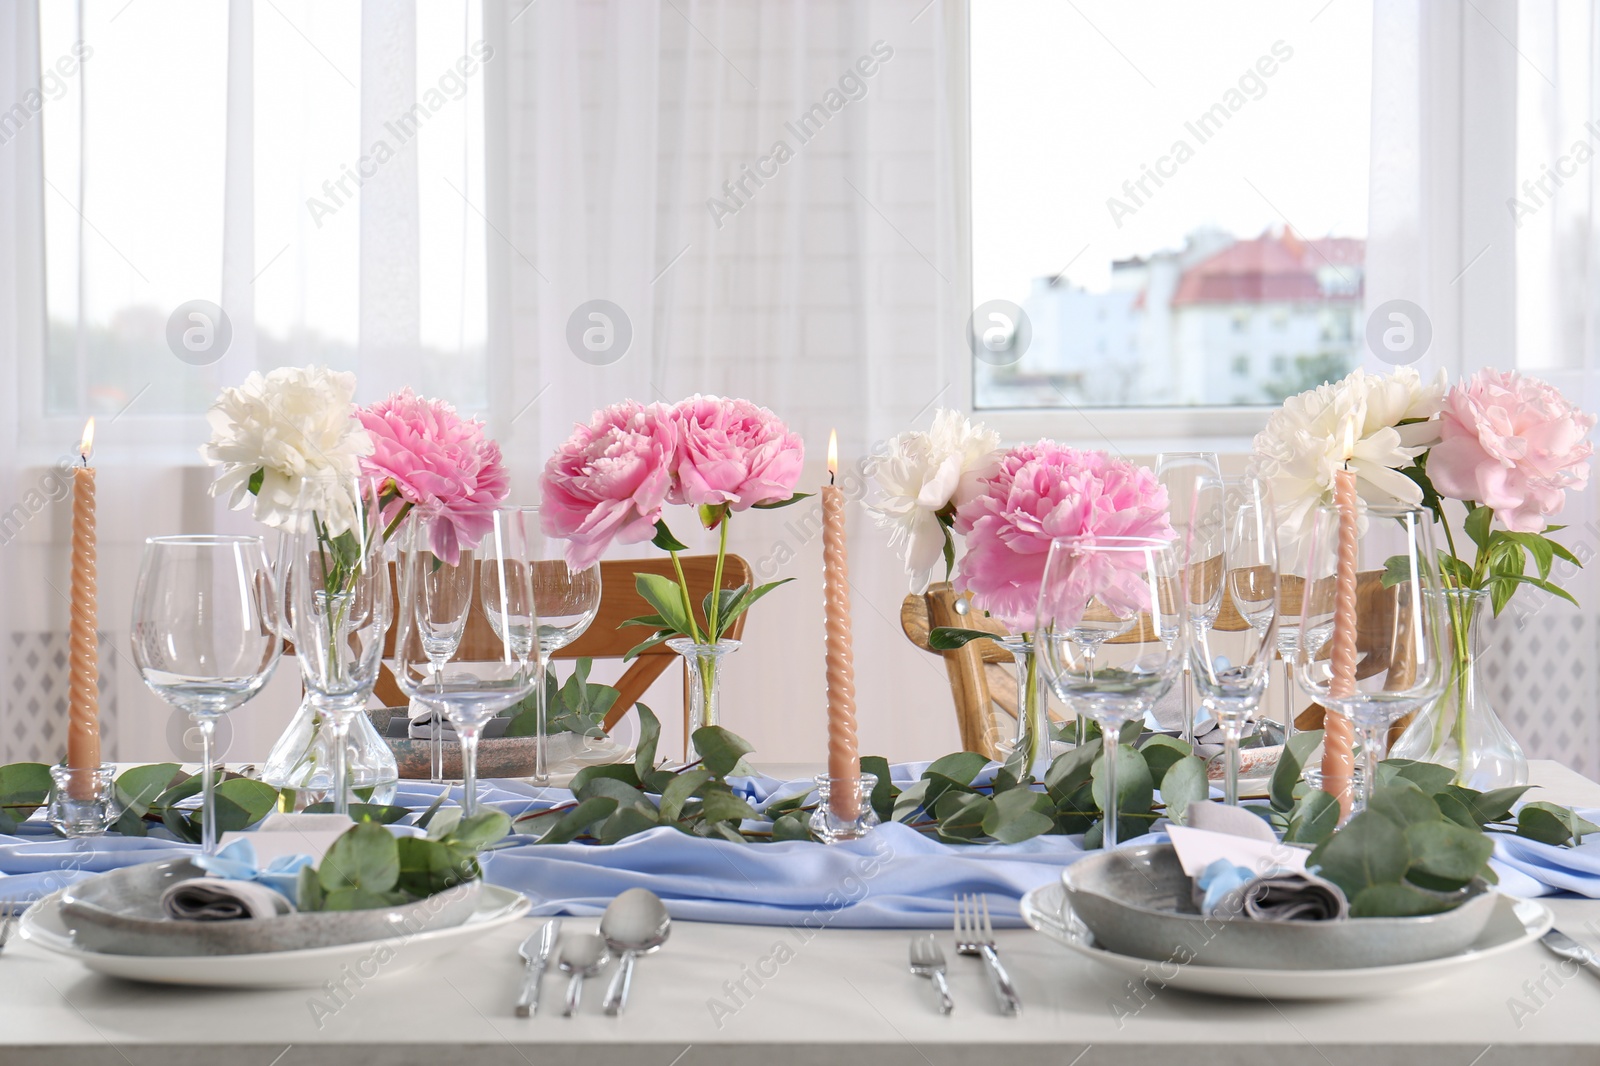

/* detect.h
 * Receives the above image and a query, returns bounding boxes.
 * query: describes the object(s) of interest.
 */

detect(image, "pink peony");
[952,443,1174,632]
[1427,369,1596,533]
[670,395,805,515]
[359,388,509,565]
[541,401,678,570]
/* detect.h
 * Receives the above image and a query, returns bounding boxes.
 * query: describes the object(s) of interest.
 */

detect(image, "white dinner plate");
[20,883,530,989]
[1020,880,1552,1000]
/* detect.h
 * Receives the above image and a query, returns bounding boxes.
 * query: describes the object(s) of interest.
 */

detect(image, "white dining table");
[3,760,1599,1066]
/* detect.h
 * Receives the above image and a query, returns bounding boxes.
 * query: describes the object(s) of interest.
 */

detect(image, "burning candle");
[821,430,860,820]
[1322,421,1359,819]
[68,418,101,795]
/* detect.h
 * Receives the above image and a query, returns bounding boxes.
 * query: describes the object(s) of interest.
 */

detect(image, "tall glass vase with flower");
[1251,366,1596,790]
[1386,370,1596,788]
[867,416,1173,782]
[540,396,809,760]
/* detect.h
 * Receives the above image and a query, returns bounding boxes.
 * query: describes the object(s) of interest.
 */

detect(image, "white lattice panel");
[2,631,117,764]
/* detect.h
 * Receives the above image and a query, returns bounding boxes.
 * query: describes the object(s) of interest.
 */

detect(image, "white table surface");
[4,760,1600,1066]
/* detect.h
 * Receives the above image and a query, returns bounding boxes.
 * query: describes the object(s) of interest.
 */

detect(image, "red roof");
[1171,230,1363,306]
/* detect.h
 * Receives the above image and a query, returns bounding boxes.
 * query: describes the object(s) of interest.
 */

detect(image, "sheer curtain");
[484,0,973,762]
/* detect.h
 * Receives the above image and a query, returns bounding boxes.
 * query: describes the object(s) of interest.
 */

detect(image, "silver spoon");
[599,889,672,1016]
[558,933,609,1017]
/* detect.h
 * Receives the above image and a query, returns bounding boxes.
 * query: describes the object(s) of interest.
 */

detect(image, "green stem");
[708,519,729,643]
[381,500,415,546]
[669,550,704,645]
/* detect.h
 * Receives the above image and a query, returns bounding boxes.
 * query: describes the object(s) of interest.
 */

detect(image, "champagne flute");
[481,506,601,783]
[1156,451,1222,743]
[1295,505,1447,810]
[1189,476,1279,804]
[281,475,391,816]
[402,515,476,783]
[1037,536,1184,847]
[398,508,537,815]
[130,535,281,853]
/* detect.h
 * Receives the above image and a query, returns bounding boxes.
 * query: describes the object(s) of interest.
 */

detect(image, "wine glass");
[1037,536,1184,847]
[481,506,601,783]
[1295,504,1447,811]
[1189,476,1279,804]
[1156,451,1222,743]
[398,507,537,815]
[130,535,281,853]
[281,475,391,816]
[399,515,476,783]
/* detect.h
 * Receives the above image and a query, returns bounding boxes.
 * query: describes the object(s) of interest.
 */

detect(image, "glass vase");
[996,634,1052,778]
[668,637,740,760]
[258,693,400,807]
[1390,587,1527,789]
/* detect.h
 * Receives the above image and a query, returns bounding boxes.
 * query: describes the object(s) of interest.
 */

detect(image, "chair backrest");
[902,569,1410,757]
[366,554,752,734]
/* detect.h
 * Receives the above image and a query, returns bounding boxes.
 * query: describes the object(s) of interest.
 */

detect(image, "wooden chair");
[902,570,1412,757]
[374,554,752,743]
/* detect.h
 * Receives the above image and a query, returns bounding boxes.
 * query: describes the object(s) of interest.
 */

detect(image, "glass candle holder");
[46,763,120,837]
[809,772,879,844]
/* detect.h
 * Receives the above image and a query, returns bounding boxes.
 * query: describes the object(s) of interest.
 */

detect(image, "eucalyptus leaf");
[1404,820,1493,892]
[771,810,813,841]
[318,822,401,896]
[983,788,1054,844]
[1089,743,1153,818]
[531,797,619,844]
[633,702,661,779]
[933,791,992,839]
[692,727,755,779]
[694,787,761,825]
[1283,789,1339,845]
[1380,759,1456,795]
[1350,882,1457,918]
[569,763,642,794]
[1364,779,1442,828]
[1307,808,1410,900]
[1138,734,1191,782]
[860,755,898,823]
[1157,757,1208,828]
[1517,801,1600,846]
[660,768,713,822]
[1271,729,1324,813]
[598,806,662,845]
[924,752,988,786]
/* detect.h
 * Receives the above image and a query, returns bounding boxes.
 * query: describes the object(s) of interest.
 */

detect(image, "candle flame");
[1341,417,1356,466]
[827,430,838,482]
[78,418,95,461]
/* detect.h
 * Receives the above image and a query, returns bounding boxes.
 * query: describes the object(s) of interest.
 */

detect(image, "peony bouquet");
[540,395,808,657]
[1249,365,1593,614]
[202,370,509,565]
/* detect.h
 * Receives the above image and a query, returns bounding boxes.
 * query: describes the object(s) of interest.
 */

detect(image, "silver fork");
[908,936,954,1014]
[954,893,1021,1016]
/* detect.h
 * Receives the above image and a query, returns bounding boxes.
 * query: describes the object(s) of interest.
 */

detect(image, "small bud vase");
[996,634,1052,778]
[667,637,741,760]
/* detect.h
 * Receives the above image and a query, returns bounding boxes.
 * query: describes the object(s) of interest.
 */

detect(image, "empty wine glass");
[1037,536,1184,847]
[481,506,601,783]
[1156,451,1222,743]
[281,475,391,816]
[1190,476,1279,804]
[398,507,537,815]
[399,515,476,783]
[131,535,281,853]
[1295,504,1447,811]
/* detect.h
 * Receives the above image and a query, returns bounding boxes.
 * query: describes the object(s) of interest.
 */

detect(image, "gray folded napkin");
[160,878,297,921]
[1194,859,1349,922]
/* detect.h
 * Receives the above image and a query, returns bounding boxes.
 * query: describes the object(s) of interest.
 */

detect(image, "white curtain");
[484,0,973,763]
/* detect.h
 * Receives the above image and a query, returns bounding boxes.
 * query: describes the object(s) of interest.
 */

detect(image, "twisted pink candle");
[1323,466,1359,818]
[822,441,860,820]
[68,421,100,797]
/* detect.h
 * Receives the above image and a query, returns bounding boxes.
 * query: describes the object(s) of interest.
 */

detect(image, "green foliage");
[0,762,54,834]
[298,809,510,912]
[1304,779,1496,916]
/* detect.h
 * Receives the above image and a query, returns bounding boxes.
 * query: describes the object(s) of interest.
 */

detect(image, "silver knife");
[1541,928,1600,979]
[515,919,562,1017]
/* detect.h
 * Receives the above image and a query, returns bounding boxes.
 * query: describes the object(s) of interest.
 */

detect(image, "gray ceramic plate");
[1061,842,1498,970]
[59,859,482,957]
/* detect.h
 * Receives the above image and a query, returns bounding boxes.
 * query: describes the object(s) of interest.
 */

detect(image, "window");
[38,1,487,423]
[970,1,1373,415]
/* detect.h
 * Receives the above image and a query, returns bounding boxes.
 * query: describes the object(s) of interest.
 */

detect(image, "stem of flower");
[669,550,704,644]
[708,520,729,642]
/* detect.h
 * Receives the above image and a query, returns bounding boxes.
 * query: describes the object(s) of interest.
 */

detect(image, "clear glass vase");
[996,634,1053,778]
[668,637,740,759]
[1390,587,1527,789]
[258,693,400,807]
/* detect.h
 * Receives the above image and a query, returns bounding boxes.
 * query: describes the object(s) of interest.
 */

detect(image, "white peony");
[865,409,1002,592]
[1249,367,1447,568]
[201,366,373,534]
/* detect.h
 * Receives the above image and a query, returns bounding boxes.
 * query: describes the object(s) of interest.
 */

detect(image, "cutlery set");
[515,889,673,1018]
[909,893,1022,1015]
